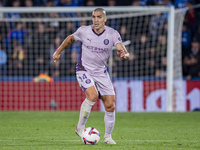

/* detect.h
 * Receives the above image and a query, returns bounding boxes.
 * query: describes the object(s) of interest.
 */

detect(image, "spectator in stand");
[149,13,167,41]
[44,0,60,39]
[0,43,7,76]
[52,0,60,6]
[23,0,34,6]
[85,0,96,6]
[146,47,157,77]
[34,0,77,6]
[22,0,38,18]
[5,0,22,6]
[174,0,187,8]
[69,42,82,76]
[162,0,174,19]
[0,22,8,47]
[185,1,196,33]
[8,40,26,76]
[5,0,21,29]
[58,0,78,6]
[155,34,167,78]
[132,0,140,6]
[182,23,191,58]
[58,0,78,17]
[58,21,79,76]
[0,0,5,6]
[30,22,49,76]
[77,0,84,6]
[155,0,164,5]
[45,14,60,41]
[107,0,118,30]
[156,34,167,56]
[45,0,55,6]
[132,34,150,77]
[155,55,167,78]
[183,39,200,79]
[163,0,173,6]
[49,36,65,77]
[107,0,116,6]
[5,22,27,50]
[112,25,136,78]
[0,1,3,8]
[59,21,75,41]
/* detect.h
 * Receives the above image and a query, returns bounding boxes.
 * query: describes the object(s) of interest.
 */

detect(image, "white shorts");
[76,70,115,96]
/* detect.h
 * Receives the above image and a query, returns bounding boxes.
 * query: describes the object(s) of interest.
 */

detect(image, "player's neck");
[93,26,105,34]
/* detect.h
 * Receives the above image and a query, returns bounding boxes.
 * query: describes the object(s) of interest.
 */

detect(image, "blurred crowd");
[0,0,199,7]
[0,0,200,80]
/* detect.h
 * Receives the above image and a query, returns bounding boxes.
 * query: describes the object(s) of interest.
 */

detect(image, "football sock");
[104,110,115,138]
[77,98,95,131]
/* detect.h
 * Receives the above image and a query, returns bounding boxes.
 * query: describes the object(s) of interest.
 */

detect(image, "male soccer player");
[53,8,129,144]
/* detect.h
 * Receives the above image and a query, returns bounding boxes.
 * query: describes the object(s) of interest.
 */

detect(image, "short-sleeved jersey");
[73,25,122,75]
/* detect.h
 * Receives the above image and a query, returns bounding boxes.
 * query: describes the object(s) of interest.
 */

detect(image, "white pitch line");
[0,140,80,142]
[126,140,200,143]
[0,140,199,143]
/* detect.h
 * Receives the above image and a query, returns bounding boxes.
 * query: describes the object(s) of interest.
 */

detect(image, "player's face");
[92,11,107,32]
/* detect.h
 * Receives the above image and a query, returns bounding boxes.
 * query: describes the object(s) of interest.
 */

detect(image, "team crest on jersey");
[104,39,109,45]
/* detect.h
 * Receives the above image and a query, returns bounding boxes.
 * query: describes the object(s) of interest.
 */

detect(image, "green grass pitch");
[0,112,200,150]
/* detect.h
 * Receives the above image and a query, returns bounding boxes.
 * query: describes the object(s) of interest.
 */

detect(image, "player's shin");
[104,110,115,138]
[77,98,95,131]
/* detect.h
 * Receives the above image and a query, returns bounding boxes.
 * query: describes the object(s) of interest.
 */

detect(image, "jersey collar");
[91,25,105,36]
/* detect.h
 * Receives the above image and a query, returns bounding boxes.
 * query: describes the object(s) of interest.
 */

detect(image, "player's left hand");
[117,49,125,57]
[123,53,129,60]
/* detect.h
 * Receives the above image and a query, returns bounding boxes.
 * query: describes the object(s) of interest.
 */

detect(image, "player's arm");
[53,35,75,64]
[116,43,129,60]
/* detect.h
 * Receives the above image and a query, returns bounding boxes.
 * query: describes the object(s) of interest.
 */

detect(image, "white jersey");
[73,25,122,75]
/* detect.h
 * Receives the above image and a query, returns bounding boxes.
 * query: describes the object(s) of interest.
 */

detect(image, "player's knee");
[87,93,98,102]
[105,104,115,112]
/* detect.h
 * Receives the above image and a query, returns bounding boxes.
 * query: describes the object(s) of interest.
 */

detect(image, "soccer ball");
[82,127,100,145]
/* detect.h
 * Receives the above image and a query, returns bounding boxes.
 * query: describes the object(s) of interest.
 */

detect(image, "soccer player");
[53,8,129,144]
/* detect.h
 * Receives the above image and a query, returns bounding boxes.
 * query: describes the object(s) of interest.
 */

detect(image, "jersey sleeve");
[72,26,83,42]
[113,30,122,46]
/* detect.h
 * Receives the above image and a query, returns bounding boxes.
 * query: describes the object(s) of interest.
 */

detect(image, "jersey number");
[79,74,87,82]
[83,74,87,79]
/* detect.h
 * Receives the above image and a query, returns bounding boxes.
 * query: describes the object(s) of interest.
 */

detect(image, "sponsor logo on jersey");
[87,38,92,42]
[86,46,108,51]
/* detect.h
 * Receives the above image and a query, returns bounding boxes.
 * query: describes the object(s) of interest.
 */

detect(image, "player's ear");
[104,17,107,23]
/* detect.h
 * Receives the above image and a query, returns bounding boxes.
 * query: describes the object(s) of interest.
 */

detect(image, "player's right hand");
[53,52,60,65]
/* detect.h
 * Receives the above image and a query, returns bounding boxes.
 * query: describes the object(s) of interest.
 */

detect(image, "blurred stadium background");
[0,0,200,112]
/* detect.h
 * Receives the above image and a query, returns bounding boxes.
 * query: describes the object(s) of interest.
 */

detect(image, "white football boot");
[75,127,84,139]
[104,137,116,144]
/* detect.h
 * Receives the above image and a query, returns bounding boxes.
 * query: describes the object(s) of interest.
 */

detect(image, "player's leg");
[76,71,98,136]
[76,86,98,132]
[93,71,116,144]
[101,95,116,144]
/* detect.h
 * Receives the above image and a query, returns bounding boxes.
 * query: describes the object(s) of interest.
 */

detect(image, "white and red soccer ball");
[82,127,100,145]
